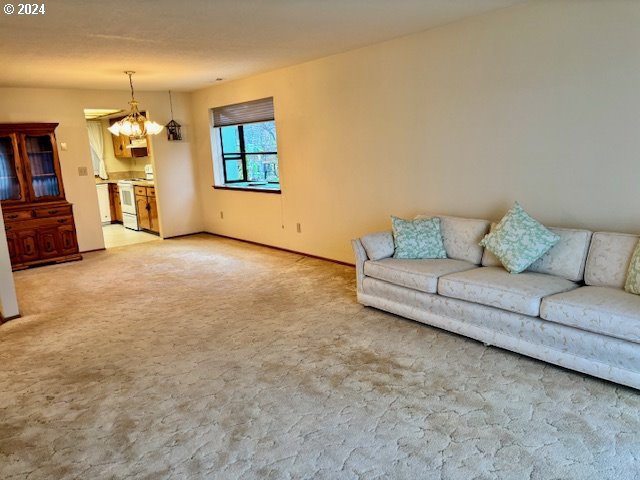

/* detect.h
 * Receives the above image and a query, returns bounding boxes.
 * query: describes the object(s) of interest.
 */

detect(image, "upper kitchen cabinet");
[0,123,65,203]
[109,115,150,158]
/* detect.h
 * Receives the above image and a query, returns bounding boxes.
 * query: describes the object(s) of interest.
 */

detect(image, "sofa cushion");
[625,240,640,295]
[438,266,578,317]
[584,232,639,288]
[360,231,394,261]
[526,227,592,282]
[364,258,477,294]
[391,216,447,259]
[481,223,502,267]
[436,215,490,265]
[479,202,560,274]
[540,286,640,343]
[483,225,592,282]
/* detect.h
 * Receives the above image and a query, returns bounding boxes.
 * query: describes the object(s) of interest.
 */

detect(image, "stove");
[117,180,139,230]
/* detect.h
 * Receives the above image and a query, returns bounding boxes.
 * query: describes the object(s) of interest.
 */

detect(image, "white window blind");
[212,97,274,127]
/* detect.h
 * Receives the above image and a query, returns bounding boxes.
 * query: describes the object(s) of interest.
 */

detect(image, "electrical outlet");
[78,166,88,176]
[220,211,224,219]
[296,223,301,233]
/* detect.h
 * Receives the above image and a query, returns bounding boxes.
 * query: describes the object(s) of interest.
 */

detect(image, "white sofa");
[352,215,640,390]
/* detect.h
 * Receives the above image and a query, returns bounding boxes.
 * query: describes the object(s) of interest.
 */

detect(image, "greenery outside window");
[211,97,280,193]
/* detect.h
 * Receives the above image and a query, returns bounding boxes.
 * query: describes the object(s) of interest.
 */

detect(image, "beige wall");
[0,87,202,252]
[191,1,640,263]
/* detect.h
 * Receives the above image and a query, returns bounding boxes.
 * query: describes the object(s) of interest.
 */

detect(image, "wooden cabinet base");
[11,253,82,271]
[4,200,82,271]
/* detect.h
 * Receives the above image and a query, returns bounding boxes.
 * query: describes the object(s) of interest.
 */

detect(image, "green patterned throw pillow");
[479,202,560,274]
[391,216,447,259]
[624,240,640,295]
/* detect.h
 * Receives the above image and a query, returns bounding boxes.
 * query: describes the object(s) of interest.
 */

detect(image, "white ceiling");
[0,0,527,92]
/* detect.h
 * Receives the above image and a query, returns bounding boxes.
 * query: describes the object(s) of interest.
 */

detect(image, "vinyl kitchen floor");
[102,223,160,249]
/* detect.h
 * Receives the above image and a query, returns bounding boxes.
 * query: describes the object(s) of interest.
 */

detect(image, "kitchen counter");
[130,179,154,187]
[96,179,154,187]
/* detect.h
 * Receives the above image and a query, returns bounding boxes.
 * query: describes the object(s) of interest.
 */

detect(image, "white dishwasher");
[96,183,111,224]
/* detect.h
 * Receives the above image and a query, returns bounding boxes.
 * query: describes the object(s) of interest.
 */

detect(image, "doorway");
[84,108,160,249]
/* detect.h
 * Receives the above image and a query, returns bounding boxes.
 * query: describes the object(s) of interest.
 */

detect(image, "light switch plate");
[78,166,88,176]
[60,142,68,151]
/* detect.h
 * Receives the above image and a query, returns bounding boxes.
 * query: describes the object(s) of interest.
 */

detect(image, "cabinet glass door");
[25,134,60,198]
[0,135,22,201]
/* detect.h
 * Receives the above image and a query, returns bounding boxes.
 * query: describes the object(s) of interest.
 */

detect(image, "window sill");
[213,183,281,194]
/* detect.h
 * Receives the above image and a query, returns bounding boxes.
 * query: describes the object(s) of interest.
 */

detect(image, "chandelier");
[108,71,163,139]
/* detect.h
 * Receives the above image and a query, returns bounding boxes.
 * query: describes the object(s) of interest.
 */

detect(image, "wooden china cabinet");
[0,123,81,270]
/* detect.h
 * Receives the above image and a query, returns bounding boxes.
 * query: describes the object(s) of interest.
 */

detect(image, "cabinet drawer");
[9,215,74,231]
[134,186,147,196]
[34,205,72,218]
[146,187,155,197]
[3,210,33,222]
[45,215,74,226]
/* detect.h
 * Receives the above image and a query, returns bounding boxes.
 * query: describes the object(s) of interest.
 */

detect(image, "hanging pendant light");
[108,71,163,139]
[165,90,182,141]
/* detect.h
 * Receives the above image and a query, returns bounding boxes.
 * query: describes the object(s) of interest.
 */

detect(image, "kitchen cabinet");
[0,123,81,270]
[108,183,122,223]
[109,116,149,158]
[134,185,158,234]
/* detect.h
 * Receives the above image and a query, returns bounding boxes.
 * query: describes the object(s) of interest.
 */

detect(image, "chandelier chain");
[107,70,163,139]
[126,71,136,100]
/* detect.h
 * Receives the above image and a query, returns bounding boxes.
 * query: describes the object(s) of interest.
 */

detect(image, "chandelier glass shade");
[108,71,163,139]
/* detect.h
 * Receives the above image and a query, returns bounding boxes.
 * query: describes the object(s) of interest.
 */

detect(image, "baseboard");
[80,247,106,254]
[1,313,21,324]
[162,231,208,240]
[200,232,355,267]
[104,229,356,267]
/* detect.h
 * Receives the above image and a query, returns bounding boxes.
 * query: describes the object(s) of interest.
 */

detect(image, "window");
[211,97,280,192]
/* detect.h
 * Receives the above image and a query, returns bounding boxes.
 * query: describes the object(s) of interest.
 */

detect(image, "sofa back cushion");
[360,231,395,260]
[584,232,640,288]
[481,223,502,267]
[527,228,592,282]
[416,215,490,264]
[482,225,592,281]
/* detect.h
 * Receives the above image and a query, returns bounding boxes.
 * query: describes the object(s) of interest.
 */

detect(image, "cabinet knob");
[57,219,67,224]
[7,214,18,219]
[5,226,12,231]
[48,210,59,215]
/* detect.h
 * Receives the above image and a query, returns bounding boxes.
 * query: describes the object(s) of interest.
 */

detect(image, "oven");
[117,180,139,230]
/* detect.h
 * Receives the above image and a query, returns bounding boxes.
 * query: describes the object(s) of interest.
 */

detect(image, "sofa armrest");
[352,238,368,294]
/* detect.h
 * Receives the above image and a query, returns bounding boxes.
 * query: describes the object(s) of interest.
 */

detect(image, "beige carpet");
[1,234,638,479]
